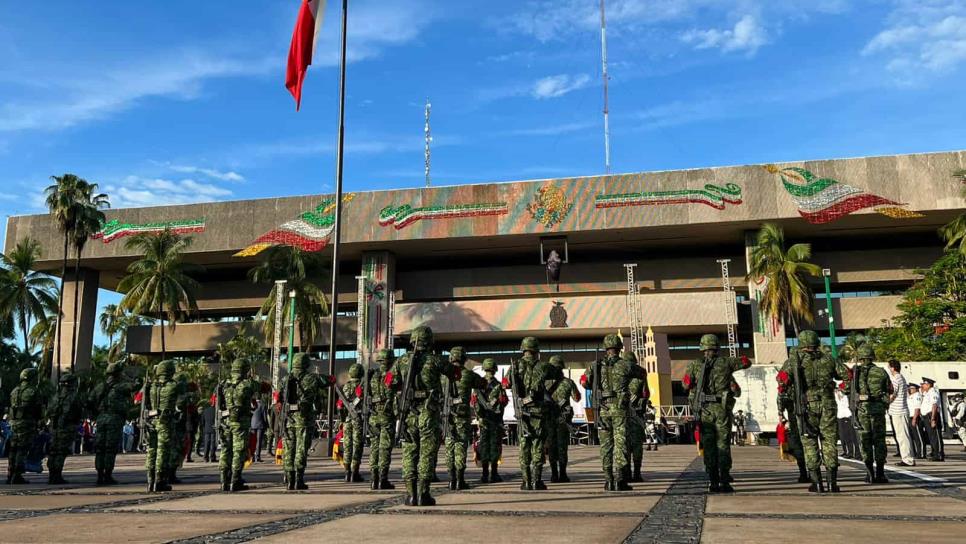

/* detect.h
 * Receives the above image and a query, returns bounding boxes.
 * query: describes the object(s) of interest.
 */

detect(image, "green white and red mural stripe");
[235,195,354,257]
[92,218,206,243]
[594,183,743,210]
[378,202,509,230]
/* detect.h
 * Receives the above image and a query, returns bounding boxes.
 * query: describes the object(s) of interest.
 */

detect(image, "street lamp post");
[822,268,838,358]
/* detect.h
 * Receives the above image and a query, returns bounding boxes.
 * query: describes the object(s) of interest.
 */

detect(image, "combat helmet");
[856,344,875,361]
[520,336,540,352]
[19,368,37,382]
[603,333,623,350]
[348,363,364,379]
[549,354,565,368]
[482,358,498,373]
[156,360,176,380]
[374,349,394,364]
[291,353,311,374]
[798,330,820,349]
[699,334,719,351]
[449,346,467,363]
[59,371,77,386]
[410,326,434,351]
[231,357,251,377]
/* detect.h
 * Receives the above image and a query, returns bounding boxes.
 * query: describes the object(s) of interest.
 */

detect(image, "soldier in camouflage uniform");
[47,372,84,485]
[513,336,553,491]
[218,358,259,492]
[443,346,484,491]
[145,360,178,492]
[397,326,461,506]
[547,354,580,483]
[368,349,398,489]
[777,376,810,484]
[624,351,649,483]
[282,353,335,491]
[166,372,190,485]
[853,344,892,484]
[473,358,507,484]
[582,334,633,491]
[6,368,43,485]
[90,362,132,486]
[682,334,751,493]
[778,330,850,493]
[338,363,366,483]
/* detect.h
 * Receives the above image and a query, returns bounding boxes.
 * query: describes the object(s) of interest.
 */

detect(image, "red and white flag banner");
[285,0,326,111]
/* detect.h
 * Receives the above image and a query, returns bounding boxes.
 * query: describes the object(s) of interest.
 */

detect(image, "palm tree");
[107,311,153,363]
[939,169,966,256]
[0,238,59,353]
[99,303,120,346]
[44,173,87,372]
[29,309,57,379]
[746,223,822,336]
[68,186,109,368]
[248,245,329,350]
[117,229,201,359]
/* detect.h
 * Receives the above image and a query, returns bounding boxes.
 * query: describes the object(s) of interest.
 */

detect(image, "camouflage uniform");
[166,373,190,485]
[47,372,84,485]
[778,330,851,493]
[339,363,366,483]
[513,337,553,491]
[218,358,259,492]
[547,354,580,483]
[145,360,178,492]
[583,334,633,491]
[625,351,649,483]
[474,358,507,484]
[443,346,484,491]
[6,368,43,485]
[397,326,460,507]
[853,345,892,484]
[368,349,398,490]
[682,334,752,493]
[777,377,809,483]
[90,362,132,485]
[282,354,335,490]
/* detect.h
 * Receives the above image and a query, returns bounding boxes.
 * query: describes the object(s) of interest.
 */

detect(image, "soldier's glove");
[682,374,694,390]
[384,372,394,387]
[355,385,363,398]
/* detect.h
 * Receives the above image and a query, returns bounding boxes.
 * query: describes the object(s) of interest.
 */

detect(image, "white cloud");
[312,0,440,65]
[681,14,768,54]
[531,74,592,99]
[167,164,245,182]
[862,1,966,78]
[506,120,599,136]
[104,176,233,208]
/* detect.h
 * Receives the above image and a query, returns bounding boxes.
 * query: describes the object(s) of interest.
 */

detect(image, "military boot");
[230,470,249,492]
[558,462,570,483]
[864,461,874,483]
[604,469,615,491]
[95,469,105,486]
[708,473,721,493]
[380,471,395,490]
[550,462,559,483]
[154,476,172,492]
[796,459,810,484]
[221,469,232,492]
[829,468,841,493]
[287,471,296,490]
[532,465,547,490]
[103,471,119,486]
[448,469,458,490]
[417,480,436,507]
[5,464,13,485]
[520,465,531,491]
[48,469,67,485]
[344,468,352,482]
[489,462,502,483]
[11,472,28,485]
[296,469,309,490]
[146,474,156,493]
[632,459,644,483]
[371,475,381,490]
[808,469,824,493]
[480,463,490,484]
[351,465,364,483]
[719,469,734,493]
[404,480,417,506]
[456,469,469,490]
[874,461,889,484]
[615,476,633,492]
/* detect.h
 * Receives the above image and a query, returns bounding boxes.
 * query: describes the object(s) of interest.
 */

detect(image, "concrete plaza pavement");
[0,444,963,543]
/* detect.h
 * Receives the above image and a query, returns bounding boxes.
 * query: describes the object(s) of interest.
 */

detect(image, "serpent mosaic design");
[92,218,206,243]
[378,202,508,230]
[594,183,743,210]
[766,165,923,224]
[234,194,355,257]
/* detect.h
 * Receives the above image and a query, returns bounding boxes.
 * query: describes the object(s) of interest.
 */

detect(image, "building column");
[744,231,788,364]
[358,251,396,363]
[56,267,100,376]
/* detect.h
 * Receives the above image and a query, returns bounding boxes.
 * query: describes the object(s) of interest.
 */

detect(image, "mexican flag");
[286,0,327,110]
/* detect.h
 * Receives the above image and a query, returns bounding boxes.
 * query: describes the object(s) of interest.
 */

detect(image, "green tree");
[67,184,109,368]
[29,309,58,379]
[0,238,58,353]
[938,169,966,256]
[746,223,822,335]
[248,246,329,350]
[0,341,37,412]
[117,229,201,359]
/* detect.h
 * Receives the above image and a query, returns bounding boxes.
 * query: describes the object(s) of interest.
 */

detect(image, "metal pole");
[424,99,432,188]
[272,280,287,391]
[599,0,611,174]
[287,289,297,372]
[326,0,349,455]
[822,268,838,358]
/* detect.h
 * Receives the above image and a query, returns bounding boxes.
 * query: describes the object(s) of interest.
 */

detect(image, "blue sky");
[1,0,965,348]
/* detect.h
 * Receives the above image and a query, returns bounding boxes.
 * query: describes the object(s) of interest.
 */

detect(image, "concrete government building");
[6,150,965,428]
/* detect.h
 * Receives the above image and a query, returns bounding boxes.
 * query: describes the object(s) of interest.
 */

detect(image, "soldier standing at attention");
[473,358,507,484]
[513,337,553,491]
[397,326,461,506]
[338,363,366,483]
[219,358,259,492]
[624,351,649,483]
[777,330,850,493]
[853,345,892,484]
[776,373,810,484]
[582,334,633,491]
[368,349,398,489]
[7,368,43,485]
[682,334,751,493]
[548,354,580,483]
[146,360,178,492]
[47,372,84,485]
[443,346,484,491]
[90,362,132,486]
[282,354,336,490]
[167,372,189,485]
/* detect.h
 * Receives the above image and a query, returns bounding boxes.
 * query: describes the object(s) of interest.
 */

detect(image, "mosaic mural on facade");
[594,182,743,210]
[527,183,574,228]
[234,194,355,257]
[766,165,923,224]
[92,218,206,243]
[378,201,509,230]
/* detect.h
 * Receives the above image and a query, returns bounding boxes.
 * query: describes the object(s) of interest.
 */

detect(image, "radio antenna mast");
[424,99,432,187]
[600,0,611,174]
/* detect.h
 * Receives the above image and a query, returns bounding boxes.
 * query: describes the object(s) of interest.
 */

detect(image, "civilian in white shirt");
[886,361,915,466]
[920,378,945,461]
[834,387,860,460]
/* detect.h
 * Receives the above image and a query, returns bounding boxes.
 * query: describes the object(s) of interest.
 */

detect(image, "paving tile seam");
[624,456,706,544]
[373,508,646,518]
[0,489,232,521]
[704,512,966,522]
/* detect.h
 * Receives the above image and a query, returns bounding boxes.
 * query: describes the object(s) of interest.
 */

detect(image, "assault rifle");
[395,349,420,445]
[849,362,862,432]
[138,371,152,450]
[333,379,361,421]
[509,358,528,437]
[442,372,453,443]
[790,351,812,438]
[362,360,371,446]
[592,358,608,431]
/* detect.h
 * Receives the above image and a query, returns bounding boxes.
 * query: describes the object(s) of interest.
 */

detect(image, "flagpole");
[326,0,349,456]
